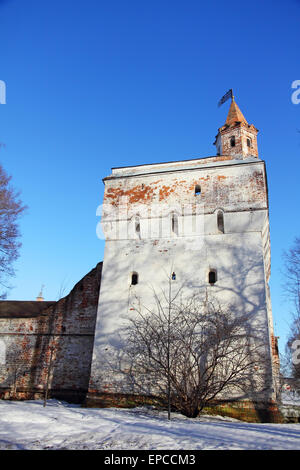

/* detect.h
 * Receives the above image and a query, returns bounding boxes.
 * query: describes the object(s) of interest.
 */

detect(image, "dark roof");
[0,301,56,318]
[110,155,221,170]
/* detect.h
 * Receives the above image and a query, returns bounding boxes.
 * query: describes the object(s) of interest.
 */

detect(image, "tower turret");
[214,95,259,159]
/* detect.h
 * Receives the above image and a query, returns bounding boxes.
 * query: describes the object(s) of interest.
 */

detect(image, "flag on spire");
[218,89,233,107]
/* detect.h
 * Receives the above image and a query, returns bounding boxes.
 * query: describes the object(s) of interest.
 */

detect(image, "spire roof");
[225,97,248,126]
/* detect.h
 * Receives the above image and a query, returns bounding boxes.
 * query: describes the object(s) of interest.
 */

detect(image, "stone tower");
[87,96,279,420]
[214,95,259,159]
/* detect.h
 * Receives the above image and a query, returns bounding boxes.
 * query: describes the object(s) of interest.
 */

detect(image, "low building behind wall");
[0,262,102,403]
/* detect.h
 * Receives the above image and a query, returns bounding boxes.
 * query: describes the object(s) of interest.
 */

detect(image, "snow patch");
[0,400,299,450]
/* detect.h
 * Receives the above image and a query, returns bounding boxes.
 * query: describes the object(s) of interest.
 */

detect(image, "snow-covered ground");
[0,399,300,450]
[281,391,300,406]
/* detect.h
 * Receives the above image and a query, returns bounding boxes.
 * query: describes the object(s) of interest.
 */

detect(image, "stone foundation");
[85,391,284,423]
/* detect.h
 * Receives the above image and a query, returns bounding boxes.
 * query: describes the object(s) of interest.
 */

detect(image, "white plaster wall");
[90,226,272,399]
[89,157,275,401]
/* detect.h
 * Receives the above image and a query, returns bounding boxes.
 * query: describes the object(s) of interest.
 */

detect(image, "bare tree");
[0,163,26,298]
[123,279,269,418]
[56,276,70,301]
[283,237,300,380]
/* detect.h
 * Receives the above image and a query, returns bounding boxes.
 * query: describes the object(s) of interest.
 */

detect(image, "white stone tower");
[87,96,280,420]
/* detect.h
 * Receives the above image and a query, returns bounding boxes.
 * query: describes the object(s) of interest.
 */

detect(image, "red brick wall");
[0,262,102,403]
[220,123,258,159]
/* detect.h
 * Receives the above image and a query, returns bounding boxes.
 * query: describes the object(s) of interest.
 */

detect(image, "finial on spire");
[36,284,45,301]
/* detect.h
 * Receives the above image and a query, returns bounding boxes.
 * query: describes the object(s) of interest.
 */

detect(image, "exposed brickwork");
[271,334,279,359]
[213,98,259,160]
[219,122,259,159]
[102,162,267,215]
[0,262,102,403]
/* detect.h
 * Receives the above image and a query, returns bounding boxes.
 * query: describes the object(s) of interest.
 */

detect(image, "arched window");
[217,210,224,233]
[171,213,178,235]
[208,270,217,285]
[247,137,251,148]
[195,184,201,196]
[135,216,141,237]
[230,136,235,147]
[131,272,138,286]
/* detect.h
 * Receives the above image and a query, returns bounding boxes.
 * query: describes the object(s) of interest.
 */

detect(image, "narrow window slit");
[217,211,224,233]
[131,272,138,285]
[195,185,201,196]
[135,216,141,238]
[171,213,178,235]
[208,270,217,285]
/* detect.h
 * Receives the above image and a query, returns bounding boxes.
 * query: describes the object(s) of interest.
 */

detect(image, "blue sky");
[0,0,299,354]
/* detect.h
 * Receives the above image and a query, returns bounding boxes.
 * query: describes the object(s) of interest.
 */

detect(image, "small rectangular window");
[217,211,224,233]
[208,270,217,285]
[195,185,201,196]
[131,273,138,285]
[171,213,178,235]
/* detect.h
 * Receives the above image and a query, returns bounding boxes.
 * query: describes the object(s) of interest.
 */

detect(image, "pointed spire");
[225,96,248,126]
[36,284,45,301]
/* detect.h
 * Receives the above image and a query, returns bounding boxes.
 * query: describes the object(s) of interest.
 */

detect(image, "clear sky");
[0,0,299,354]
